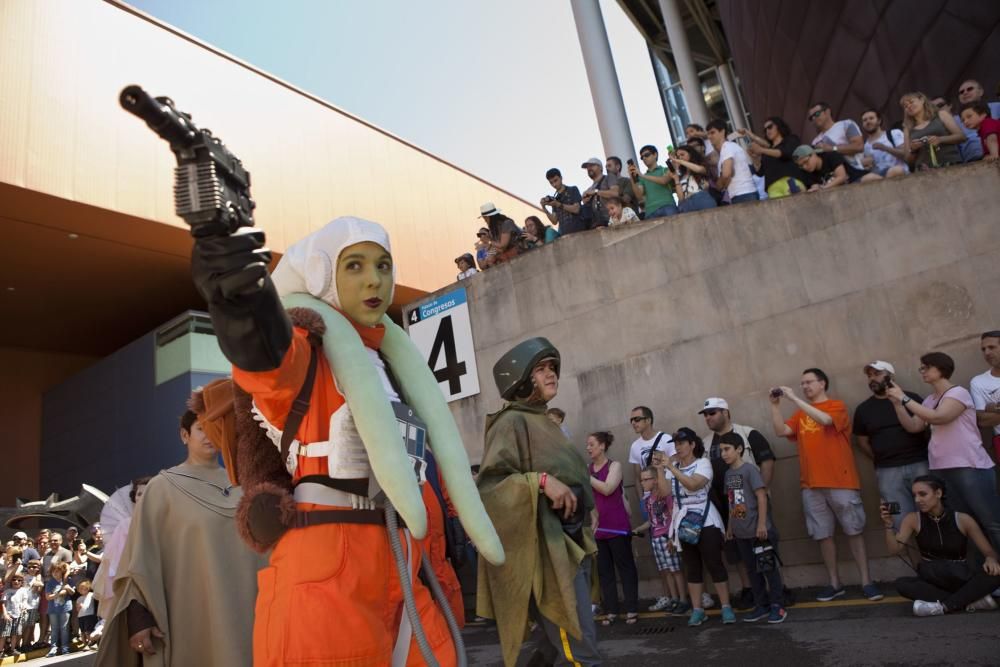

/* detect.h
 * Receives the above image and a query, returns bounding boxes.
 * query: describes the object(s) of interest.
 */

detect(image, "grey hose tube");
[420,552,467,667]
[385,499,438,667]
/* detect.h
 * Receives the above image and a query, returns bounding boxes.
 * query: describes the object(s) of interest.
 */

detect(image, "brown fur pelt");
[231,306,325,552]
[287,307,326,337]
[233,383,294,552]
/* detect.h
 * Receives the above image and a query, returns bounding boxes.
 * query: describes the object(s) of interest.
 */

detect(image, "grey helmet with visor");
[492,337,561,401]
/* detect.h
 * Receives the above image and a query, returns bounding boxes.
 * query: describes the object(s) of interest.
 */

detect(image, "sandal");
[625,613,639,625]
[600,614,617,626]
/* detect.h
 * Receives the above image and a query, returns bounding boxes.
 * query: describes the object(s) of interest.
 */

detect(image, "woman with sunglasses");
[882,475,1000,616]
[660,428,736,627]
[886,352,1000,552]
[741,117,808,198]
[900,91,965,170]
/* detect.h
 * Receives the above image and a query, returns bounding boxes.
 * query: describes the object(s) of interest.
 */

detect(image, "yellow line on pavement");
[598,596,908,620]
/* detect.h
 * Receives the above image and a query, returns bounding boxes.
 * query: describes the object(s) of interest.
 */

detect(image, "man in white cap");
[852,361,928,529]
[700,397,777,608]
[580,157,619,228]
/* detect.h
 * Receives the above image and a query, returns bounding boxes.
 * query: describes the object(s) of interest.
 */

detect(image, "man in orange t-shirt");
[769,367,882,603]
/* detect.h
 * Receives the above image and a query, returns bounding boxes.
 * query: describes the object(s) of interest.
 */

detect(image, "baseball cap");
[13,531,27,540]
[672,426,699,443]
[864,360,895,374]
[580,157,602,168]
[792,145,816,160]
[698,397,729,414]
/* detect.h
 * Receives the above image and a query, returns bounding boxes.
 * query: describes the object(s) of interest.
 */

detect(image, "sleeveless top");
[910,117,961,168]
[916,508,966,561]
[589,459,631,540]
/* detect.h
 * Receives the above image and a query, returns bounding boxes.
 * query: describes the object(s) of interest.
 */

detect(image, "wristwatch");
[901,396,912,406]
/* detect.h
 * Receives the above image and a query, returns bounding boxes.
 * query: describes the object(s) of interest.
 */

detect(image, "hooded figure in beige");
[95,398,265,667]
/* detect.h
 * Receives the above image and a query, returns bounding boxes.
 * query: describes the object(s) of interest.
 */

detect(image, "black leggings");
[681,525,729,584]
[896,559,1000,612]
[596,535,639,614]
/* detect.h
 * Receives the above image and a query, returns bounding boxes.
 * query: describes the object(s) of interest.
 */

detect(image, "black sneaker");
[672,600,693,616]
[815,585,846,602]
[734,587,755,610]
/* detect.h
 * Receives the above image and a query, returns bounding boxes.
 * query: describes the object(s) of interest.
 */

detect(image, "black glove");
[191,230,292,371]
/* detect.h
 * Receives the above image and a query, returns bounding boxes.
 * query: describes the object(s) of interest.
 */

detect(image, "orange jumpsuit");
[235,322,457,667]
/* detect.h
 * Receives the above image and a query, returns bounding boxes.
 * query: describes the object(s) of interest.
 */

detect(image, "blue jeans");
[876,461,930,530]
[647,203,678,218]
[735,532,784,608]
[934,467,1000,552]
[48,611,69,651]
[730,192,760,204]
[678,190,717,213]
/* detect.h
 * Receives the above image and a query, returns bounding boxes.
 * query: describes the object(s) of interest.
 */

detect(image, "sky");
[126,0,672,202]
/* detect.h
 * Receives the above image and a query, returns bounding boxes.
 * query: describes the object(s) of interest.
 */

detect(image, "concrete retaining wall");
[409,162,1000,589]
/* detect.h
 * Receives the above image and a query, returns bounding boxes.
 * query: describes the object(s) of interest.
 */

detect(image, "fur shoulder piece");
[287,307,327,337]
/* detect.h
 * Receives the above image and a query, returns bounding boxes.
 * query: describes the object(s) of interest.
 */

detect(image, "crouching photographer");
[883,475,1000,616]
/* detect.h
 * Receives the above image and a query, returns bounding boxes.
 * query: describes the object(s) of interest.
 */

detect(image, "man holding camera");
[769,368,882,603]
[541,168,585,236]
[852,361,928,530]
[580,157,619,228]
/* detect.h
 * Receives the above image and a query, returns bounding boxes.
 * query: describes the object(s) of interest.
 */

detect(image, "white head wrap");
[271,216,395,310]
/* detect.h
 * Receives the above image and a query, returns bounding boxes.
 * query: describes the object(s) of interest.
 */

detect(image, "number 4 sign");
[405,287,481,402]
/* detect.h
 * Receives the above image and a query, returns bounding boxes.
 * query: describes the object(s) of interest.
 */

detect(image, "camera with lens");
[770,388,784,399]
[883,501,901,515]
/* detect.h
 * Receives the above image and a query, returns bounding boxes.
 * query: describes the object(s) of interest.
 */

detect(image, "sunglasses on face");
[639,152,654,159]
[629,416,648,423]
[763,124,775,131]
[960,86,976,94]
[809,109,826,120]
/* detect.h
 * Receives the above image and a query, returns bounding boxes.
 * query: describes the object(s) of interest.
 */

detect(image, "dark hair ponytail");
[589,431,615,450]
[912,474,947,503]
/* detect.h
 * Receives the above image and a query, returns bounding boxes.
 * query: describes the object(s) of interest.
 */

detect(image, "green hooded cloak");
[476,400,597,667]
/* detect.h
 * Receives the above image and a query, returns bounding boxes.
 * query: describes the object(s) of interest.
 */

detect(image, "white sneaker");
[701,593,715,609]
[965,595,999,612]
[648,596,671,611]
[912,600,946,617]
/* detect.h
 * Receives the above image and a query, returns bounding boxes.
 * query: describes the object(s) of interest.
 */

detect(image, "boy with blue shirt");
[720,432,788,623]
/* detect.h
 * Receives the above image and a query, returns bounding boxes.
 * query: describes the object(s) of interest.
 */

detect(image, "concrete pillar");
[656,0,710,126]
[717,62,747,130]
[570,0,636,164]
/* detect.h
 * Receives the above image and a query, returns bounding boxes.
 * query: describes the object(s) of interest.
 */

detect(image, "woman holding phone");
[883,475,1000,616]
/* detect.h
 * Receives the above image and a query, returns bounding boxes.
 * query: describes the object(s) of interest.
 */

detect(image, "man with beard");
[852,361,928,530]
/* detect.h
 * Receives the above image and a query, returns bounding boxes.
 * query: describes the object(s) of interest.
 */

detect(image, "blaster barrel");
[119,85,197,148]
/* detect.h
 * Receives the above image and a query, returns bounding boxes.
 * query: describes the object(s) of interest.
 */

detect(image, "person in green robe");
[477,337,601,667]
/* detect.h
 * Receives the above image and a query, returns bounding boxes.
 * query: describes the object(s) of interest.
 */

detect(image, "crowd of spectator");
[1,525,104,658]
[457,78,1000,278]
[572,330,1000,627]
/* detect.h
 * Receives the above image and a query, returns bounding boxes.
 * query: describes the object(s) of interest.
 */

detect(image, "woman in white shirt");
[660,427,735,626]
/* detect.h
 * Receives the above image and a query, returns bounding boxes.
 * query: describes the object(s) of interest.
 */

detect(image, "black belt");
[293,508,386,529]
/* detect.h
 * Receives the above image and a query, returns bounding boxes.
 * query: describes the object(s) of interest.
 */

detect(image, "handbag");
[674,477,712,545]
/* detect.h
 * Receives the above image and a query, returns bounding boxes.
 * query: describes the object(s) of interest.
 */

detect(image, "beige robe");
[95,463,265,667]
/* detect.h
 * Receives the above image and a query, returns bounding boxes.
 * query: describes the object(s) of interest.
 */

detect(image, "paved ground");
[8,594,996,666]
[464,595,1000,666]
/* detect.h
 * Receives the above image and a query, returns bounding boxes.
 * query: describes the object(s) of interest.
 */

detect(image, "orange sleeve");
[784,410,800,440]
[828,400,851,436]
[232,326,312,429]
